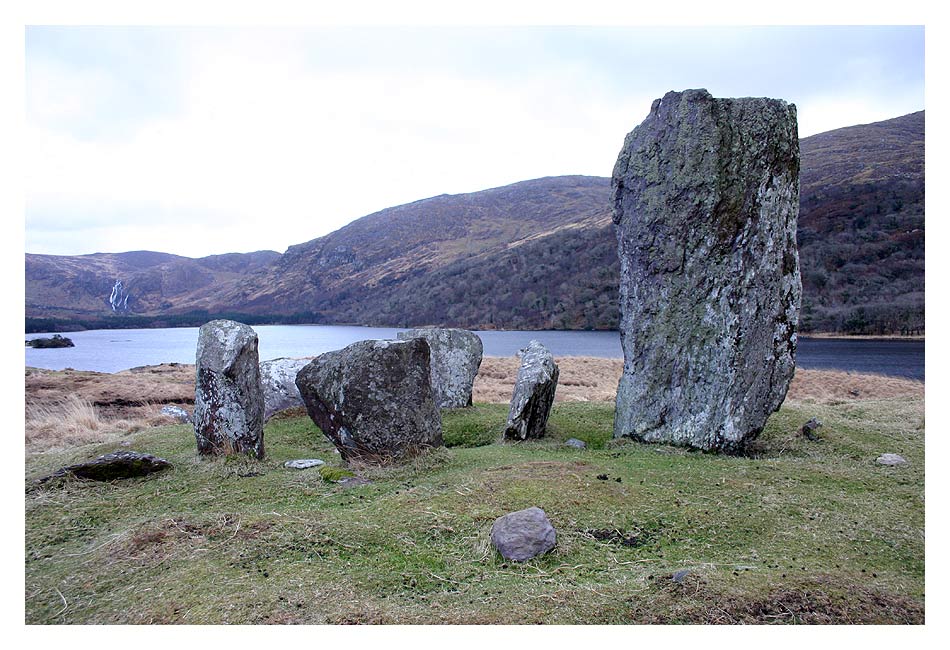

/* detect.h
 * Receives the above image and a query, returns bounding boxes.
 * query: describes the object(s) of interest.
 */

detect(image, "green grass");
[24,398,924,624]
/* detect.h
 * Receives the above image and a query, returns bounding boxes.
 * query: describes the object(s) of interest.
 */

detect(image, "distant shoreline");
[24,320,924,341]
[802,332,925,341]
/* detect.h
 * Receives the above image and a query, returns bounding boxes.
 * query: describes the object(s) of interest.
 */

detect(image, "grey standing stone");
[504,341,559,440]
[397,328,483,408]
[160,405,191,423]
[37,451,171,483]
[260,357,311,421]
[611,89,801,453]
[490,506,557,562]
[294,338,443,463]
[876,453,907,466]
[194,319,265,459]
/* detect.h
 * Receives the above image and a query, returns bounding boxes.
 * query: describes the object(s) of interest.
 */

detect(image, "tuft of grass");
[25,396,924,624]
[319,465,356,482]
[25,395,111,450]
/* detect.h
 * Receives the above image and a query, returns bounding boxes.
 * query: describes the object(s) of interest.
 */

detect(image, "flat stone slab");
[283,458,326,470]
[876,453,907,466]
[38,451,172,483]
[565,438,587,449]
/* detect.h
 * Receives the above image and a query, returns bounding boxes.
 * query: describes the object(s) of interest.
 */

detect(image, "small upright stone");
[490,507,557,562]
[259,357,311,421]
[193,320,265,459]
[801,417,823,441]
[295,338,443,463]
[612,89,801,453]
[504,341,559,440]
[397,328,483,408]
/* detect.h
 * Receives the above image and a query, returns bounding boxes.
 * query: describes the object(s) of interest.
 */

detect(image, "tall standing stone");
[504,340,559,440]
[611,89,801,453]
[194,320,265,459]
[295,338,443,462]
[396,328,483,408]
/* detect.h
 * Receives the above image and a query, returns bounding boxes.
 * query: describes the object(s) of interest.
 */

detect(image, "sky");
[24,24,925,259]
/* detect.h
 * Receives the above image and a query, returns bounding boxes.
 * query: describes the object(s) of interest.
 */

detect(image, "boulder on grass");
[397,328,483,408]
[160,405,191,423]
[876,453,907,466]
[193,319,265,459]
[490,506,557,562]
[504,341,559,440]
[260,357,311,421]
[295,338,443,463]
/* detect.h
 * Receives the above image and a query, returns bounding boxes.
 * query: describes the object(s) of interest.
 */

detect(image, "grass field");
[24,395,924,624]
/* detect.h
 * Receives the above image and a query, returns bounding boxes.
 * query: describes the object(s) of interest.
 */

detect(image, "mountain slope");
[25,112,924,335]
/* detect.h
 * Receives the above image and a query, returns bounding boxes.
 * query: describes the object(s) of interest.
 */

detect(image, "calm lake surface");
[25,325,924,380]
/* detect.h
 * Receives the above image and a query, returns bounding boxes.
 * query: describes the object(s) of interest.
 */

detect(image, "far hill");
[25,112,924,335]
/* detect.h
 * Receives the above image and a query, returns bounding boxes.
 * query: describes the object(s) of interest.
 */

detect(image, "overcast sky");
[25,24,925,259]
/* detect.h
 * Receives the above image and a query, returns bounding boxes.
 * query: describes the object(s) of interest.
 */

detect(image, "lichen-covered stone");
[259,357,311,421]
[194,319,265,459]
[160,405,191,423]
[490,506,557,562]
[397,328,483,408]
[611,89,801,453]
[295,338,443,463]
[38,451,171,483]
[504,341,559,440]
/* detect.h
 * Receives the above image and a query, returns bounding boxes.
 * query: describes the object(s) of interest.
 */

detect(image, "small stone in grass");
[283,458,325,470]
[876,453,907,466]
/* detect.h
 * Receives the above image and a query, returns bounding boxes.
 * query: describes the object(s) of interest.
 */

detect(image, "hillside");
[26,250,280,325]
[25,112,924,335]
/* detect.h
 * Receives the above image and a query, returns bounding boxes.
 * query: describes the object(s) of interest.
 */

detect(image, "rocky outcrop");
[259,357,311,421]
[396,328,483,408]
[193,320,265,459]
[294,338,443,463]
[26,334,74,348]
[37,451,171,483]
[490,507,557,562]
[504,341,559,440]
[611,89,801,453]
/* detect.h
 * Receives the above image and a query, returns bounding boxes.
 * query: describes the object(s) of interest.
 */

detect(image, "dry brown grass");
[24,358,922,451]
[25,394,116,450]
[474,356,624,404]
[474,356,923,405]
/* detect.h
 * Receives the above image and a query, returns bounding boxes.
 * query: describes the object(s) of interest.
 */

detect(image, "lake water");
[24,325,924,380]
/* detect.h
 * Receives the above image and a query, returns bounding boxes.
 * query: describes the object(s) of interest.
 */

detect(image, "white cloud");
[24,26,925,258]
